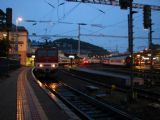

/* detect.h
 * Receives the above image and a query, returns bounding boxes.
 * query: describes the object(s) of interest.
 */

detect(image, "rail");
[47,82,140,120]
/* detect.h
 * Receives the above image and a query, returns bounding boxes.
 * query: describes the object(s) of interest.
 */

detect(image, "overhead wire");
[81,27,96,34]
[84,3,106,14]
[57,0,60,21]
[86,3,115,24]
[27,0,160,46]
[88,18,128,35]
[59,2,81,21]
[89,13,105,23]
[44,1,81,34]
[40,0,67,35]
[30,0,57,35]
[60,29,78,36]
[88,13,144,36]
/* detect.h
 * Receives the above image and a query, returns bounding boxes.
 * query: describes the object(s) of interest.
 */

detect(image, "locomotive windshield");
[48,50,57,56]
[37,50,46,57]
[36,49,57,57]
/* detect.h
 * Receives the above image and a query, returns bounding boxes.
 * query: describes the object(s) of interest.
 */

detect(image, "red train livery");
[34,47,59,73]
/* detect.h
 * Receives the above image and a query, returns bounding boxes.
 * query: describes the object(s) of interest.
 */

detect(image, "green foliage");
[152,43,160,50]
[0,38,11,57]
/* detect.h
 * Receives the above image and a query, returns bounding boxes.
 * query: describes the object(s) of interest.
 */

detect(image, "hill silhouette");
[31,38,109,56]
[52,38,109,56]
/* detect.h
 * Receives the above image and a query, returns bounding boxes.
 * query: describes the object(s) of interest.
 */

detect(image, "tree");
[0,38,11,57]
[152,43,160,50]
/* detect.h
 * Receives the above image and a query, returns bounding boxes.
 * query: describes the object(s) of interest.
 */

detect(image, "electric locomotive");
[34,47,59,74]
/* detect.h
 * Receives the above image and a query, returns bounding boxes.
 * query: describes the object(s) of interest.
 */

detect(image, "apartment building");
[0,25,28,65]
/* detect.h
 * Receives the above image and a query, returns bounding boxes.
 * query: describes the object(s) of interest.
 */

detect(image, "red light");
[83,60,89,64]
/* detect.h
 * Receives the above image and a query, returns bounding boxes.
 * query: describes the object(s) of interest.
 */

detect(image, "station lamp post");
[15,17,22,57]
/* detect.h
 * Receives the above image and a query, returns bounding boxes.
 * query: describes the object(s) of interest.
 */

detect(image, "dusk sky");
[1,0,160,53]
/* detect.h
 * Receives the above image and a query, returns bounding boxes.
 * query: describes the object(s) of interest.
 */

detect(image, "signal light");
[6,8,12,28]
[119,0,130,9]
[143,5,151,29]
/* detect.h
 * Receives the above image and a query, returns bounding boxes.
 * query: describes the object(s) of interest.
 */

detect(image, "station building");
[0,25,28,66]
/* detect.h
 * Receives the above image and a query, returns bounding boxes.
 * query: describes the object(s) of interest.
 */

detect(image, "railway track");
[33,68,160,120]
[47,82,140,120]
[59,68,160,103]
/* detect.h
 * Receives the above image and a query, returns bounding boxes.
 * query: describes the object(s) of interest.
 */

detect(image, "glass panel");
[47,50,57,57]
[37,50,46,57]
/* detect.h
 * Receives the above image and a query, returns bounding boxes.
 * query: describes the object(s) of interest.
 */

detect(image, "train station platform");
[73,67,130,80]
[0,67,80,120]
[71,67,144,86]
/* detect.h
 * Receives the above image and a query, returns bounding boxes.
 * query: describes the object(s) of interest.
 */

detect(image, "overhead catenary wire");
[60,29,78,35]
[59,2,81,21]
[23,0,160,48]
[27,33,160,40]
[88,18,129,35]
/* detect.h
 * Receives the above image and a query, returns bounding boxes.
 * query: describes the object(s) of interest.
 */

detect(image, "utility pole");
[143,5,153,70]
[78,24,80,56]
[149,23,153,67]
[128,0,134,101]
[120,0,135,101]
[15,17,22,57]
[149,18,153,70]
[77,23,87,57]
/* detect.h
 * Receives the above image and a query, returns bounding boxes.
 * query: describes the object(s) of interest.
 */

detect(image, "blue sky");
[0,0,160,53]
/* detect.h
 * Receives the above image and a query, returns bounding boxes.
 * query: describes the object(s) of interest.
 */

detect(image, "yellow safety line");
[24,69,48,120]
[16,70,24,120]
[17,68,48,120]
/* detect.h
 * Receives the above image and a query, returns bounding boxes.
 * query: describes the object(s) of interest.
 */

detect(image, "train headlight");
[39,64,43,67]
[51,64,55,68]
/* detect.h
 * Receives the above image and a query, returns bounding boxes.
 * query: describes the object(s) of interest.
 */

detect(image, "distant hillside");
[52,38,109,56]
[31,38,109,56]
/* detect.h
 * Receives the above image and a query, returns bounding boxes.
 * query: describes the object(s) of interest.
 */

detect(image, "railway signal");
[119,0,130,9]
[66,0,160,102]
[143,5,151,29]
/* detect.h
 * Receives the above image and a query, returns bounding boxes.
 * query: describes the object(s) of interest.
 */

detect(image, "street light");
[15,16,22,57]
[3,33,7,38]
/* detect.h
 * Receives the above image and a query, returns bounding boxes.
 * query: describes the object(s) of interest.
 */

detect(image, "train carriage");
[103,54,132,67]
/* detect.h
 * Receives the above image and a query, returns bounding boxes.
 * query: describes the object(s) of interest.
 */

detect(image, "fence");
[0,57,20,76]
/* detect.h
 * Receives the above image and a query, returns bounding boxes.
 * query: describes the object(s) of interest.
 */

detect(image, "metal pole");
[78,24,80,56]
[128,14,131,53]
[129,0,134,101]
[16,23,18,57]
[6,26,9,76]
[149,23,153,69]
[15,17,22,58]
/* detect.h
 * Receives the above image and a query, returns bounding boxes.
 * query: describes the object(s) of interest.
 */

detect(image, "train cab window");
[47,50,57,56]
[37,50,46,57]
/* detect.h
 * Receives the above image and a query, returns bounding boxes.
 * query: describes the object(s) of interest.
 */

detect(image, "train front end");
[35,47,59,73]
